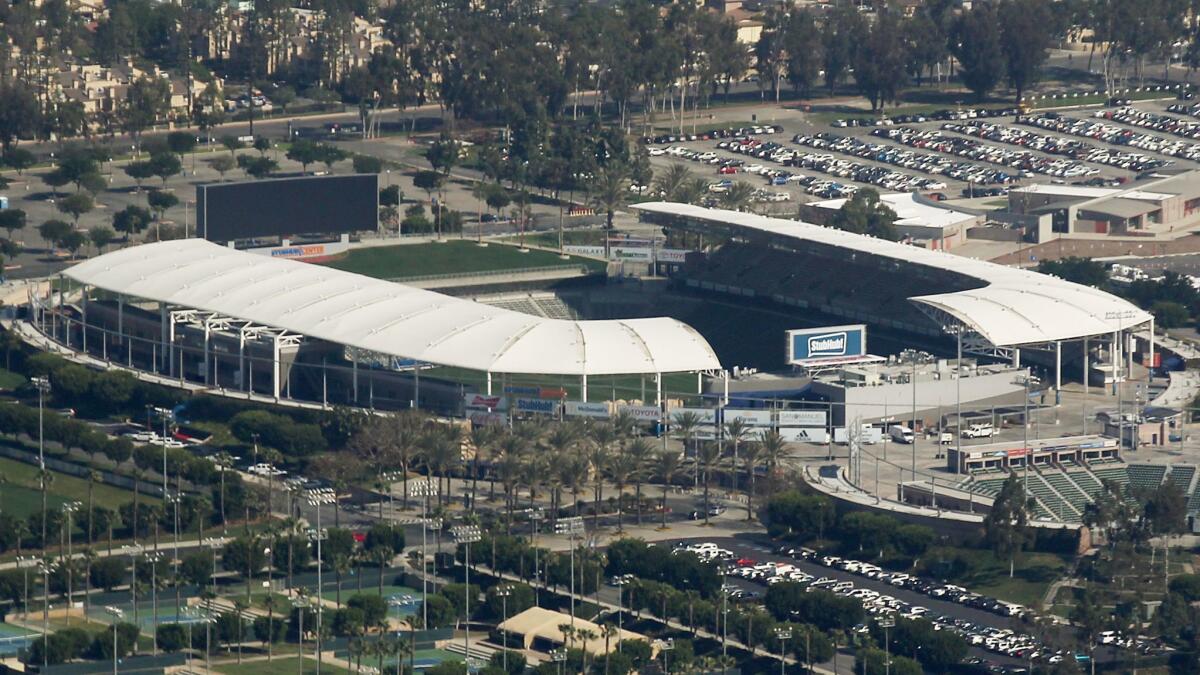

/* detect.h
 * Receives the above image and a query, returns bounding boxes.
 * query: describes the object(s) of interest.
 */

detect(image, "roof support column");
[117,295,123,345]
[581,374,588,403]
[486,372,493,396]
[1082,337,1089,397]
[697,371,702,395]
[1054,341,1061,408]
[723,370,729,405]
[203,322,211,386]
[238,328,246,393]
[80,284,88,354]
[159,305,167,375]
[167,310,176,378]
[1126,331,1133,388]
[352,356,358,404]
[655,372,662,408]
[272,334,281,401]
[1112,330,1119,395]
[412,366,418,410]
[1011,348,1020,369]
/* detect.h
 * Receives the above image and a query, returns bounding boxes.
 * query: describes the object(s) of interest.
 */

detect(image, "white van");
[888,425,915,444]
[962,423,995,439]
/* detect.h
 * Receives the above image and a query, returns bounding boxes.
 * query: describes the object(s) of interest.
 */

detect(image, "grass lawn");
[322,240,605,280]
[499,229,607,249]
[920,547,1069,608]
[0,368,26,390]
[216,657,352,675]
[0,455,160,519]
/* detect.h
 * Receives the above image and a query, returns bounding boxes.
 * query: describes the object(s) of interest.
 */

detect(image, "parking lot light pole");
[550,647,567,675]
[410,479,438,630]
[32,376,50,549]
[450,524,482,668]
[773,627,792,675]
[880,616,895,675]
[104,606,124,675]
[305,491,327,675]
[554,517,585,628]
[495,585,513,671]
[655,638,674,674]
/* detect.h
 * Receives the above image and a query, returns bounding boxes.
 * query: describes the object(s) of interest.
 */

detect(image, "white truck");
[834,425,883,445]
[961,423,995,439]
[888,425,915,444]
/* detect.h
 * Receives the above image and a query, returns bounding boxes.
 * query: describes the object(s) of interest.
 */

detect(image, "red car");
[736,557,756,567]
[718,166,738,174]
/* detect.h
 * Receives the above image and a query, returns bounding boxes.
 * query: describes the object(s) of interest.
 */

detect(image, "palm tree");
[679,177,710,206]
[263,593,282,661]
[625,438,654,526]
[588,425,618,527]
[544,424,579,521]
[81,548,97,616]
[607,451,637,532]
[86,470,101,545]
[654,163,693,201]
[723,419,751,495]
[393,412,424,510]
[588,165,630,236]
[561,453,590,517]
[671,410,702,487]
[465,425,496,510]
[576,627,598,671]
[39,468,53,549]
[232,598,248,663]
[600,623,620,672]
[719,180,757,211]
[740,440,765,520]
[697,442,723,525]
[348,637,365,672]
[655,450,682,530]
[496,446,524,534]
[759,429,792,485]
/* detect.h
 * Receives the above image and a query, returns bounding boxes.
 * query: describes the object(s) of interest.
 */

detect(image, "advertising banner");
[618,404,662,421]
[670,407,718,426]
[778,410,827,427]
[656,249,690,263]
[564,401,611,419]
[467,411,507,426]
[504,385,567,399]
[564,245,607,257]
[779,427,830,443]
[464,393,507,410]
[612,247,653,262]
[725,409,773,427]
[786,324,868,365]
[514,398,561,415]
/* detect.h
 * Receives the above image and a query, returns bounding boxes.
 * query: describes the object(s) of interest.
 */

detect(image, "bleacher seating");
[1091,465,1131,491]
[1126,464,1168,493]
[1044,471,1091,515]
[1169,465,1196,495]
[481,294,580,320]
[1027,473,1077,522]
[1067,470,1105,498]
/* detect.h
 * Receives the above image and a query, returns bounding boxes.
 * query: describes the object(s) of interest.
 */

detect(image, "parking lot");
[662,537,1149,673]
[644,98,1200,209]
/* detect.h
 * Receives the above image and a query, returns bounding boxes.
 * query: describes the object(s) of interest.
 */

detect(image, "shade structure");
[63,239,722,376]
[632,202,1151,347]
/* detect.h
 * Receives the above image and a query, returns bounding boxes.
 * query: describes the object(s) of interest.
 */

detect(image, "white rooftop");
[64,239,722,376]
[1010,184,1174,201]
[632,202,1152,347]
[809,192,977,231]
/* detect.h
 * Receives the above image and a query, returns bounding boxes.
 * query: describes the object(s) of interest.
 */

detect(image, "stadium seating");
[1126,464,1168,493]
[1043,471,1091,515]
[1026,472,1078,522]
[482,294,580,320]
[1169,465,1197,495]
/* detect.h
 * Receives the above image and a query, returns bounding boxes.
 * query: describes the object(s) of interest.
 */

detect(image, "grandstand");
[959,462,1200,524]
[478,293,580,320]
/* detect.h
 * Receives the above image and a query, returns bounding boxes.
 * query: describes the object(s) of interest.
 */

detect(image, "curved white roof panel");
[632,202,1151,347]
[63,239,721,376]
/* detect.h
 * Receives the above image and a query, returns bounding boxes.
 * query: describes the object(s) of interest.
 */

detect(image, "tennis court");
[85,601,214,632]
[319,584,421,617]
[0,622,41,655]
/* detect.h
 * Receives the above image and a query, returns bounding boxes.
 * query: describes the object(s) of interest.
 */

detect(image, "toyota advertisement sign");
[787,324,867,366]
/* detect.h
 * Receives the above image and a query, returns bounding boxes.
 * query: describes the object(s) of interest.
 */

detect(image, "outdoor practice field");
[217,657,352,675]
[0,455,158,520]
[322,240,604,279]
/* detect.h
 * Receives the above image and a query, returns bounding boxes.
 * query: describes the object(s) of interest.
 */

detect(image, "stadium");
[20,190,1190,529]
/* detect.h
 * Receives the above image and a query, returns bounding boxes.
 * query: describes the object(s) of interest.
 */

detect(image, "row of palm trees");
[349,408,797,530]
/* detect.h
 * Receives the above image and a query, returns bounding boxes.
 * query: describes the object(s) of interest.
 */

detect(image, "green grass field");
[323,240,605,280]
[216,657,352,675]
[920,547,1068,608]
[0,455,160,519]
[499,229,607,249]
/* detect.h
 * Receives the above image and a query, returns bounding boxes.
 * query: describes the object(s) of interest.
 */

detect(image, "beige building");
[497,607,655,657]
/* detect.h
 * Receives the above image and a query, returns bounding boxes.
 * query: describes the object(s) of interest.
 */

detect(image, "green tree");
[38,219,73,249]
[113,205,152,237]
[147,190,179,224]
[1036,257,1108,287]
[0,84,40,152]
[88,226,116,254]
[953,4,1006,101]
[589,164,629,232]
[148,153,182,186]
[854,11,908,111]
[353,155,383,174]
[56,193,93,226]
[123,161,155,192]
[0,209,27,239]
[998,0,1053,103]
[121,78,170,152]
[983,473,1034,578]
[61,230,87,259]
[166,131,197,162]
[207,155,236,180]
[828,188,898,240]
[286,140,322,174]
[3,148,36,174]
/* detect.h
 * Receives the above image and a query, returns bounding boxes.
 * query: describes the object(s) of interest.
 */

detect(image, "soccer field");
[0,455,159,520]
[323,240,604,279]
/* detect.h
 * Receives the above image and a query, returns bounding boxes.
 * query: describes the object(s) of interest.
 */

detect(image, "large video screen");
[197,174,378,241]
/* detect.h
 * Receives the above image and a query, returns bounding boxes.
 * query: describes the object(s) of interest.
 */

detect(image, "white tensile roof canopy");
[632,202,1151,347]
[63,239,722,377]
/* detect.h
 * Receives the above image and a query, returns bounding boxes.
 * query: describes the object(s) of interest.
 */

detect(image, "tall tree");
[953,4,1006,101]
[853,11,908,112]
[998,0,1054,103]
[983,474,1034,578]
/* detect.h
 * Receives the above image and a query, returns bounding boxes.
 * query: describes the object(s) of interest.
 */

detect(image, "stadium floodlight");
[450,524,483,663]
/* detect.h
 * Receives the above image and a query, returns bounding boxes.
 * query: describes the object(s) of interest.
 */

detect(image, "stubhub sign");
[787,324,867,365]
